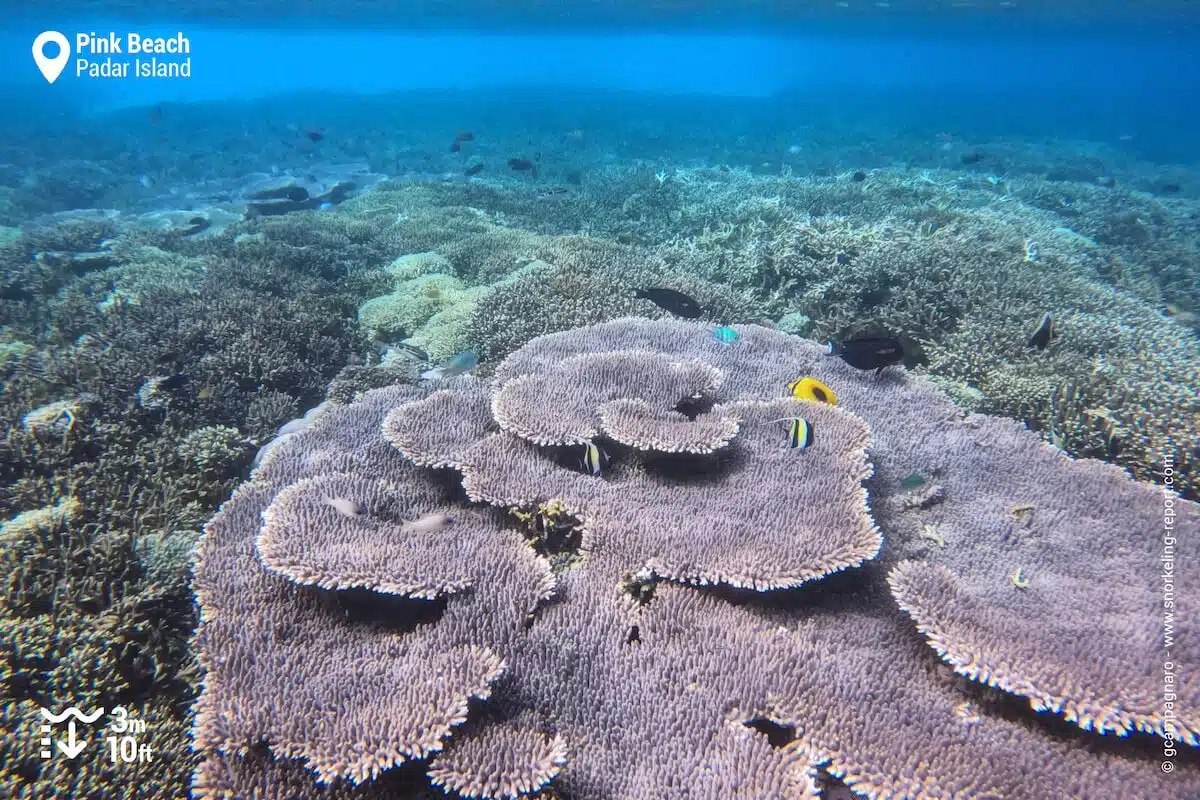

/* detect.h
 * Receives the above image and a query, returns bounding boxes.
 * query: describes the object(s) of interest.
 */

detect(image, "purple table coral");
[192,319,1198,799]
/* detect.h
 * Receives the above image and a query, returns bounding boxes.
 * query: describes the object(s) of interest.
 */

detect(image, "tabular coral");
[192,318,1197,799]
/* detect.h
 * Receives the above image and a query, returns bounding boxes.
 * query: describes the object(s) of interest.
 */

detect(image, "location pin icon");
[32,31,70,84]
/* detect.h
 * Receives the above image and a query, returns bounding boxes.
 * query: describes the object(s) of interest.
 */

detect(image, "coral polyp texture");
[191,318,1198,799]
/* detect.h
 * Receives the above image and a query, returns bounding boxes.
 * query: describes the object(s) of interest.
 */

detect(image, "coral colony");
[191,319,1196,798]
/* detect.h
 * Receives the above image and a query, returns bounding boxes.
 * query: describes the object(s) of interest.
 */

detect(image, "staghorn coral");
[634,166,1198,496]
[0,496,81,544]
[922,279,1200,497]
[245,389,301,441]
[192,318,1196,799]
[0,213,369,799]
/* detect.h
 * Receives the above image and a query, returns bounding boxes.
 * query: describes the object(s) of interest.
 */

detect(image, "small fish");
[763,416,814,449]
[826,336,904,373]
[1028,313,1055,350]
[160,372,189,392]
[787,418,813,449]
[148,105,163,124]
[961,151,986,165]
[454,130,475,143]
[851,170,867,182]
[536,186,572,200]
[250,185,309,203]
[712,326,739,345]
[197,386,215,400]
[633,287,703,319]
[306,128,324,143]
[465,163,485,177]
[787,377,836,405]
[375,340,429,362]
[139,174,154,188]
[579,439,607,475]
[508,157,537,177]
[181,215,210,236]
[420,350,478,380]
[900,472,926,490]
[324,497,362,517]
[1011,566,1030,589]
[401,513,454,533]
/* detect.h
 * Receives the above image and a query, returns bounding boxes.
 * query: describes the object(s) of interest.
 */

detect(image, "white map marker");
[32,31,70,84]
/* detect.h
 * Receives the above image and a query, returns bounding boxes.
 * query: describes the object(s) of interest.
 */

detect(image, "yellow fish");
[788,376,836,406]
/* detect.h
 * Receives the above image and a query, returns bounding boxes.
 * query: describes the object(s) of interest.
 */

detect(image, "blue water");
[1,15,1198,154]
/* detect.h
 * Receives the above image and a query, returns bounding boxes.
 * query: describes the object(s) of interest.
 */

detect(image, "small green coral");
[358,273,458,339]
[384,251,454,281]
[403,285,488,361]
[136,529,202,590]
[358,255,485,357]
[775,311,812,337]
[176,425,246,474]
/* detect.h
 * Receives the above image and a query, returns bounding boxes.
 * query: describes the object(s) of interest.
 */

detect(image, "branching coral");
[0,215,369,799]
[464,238,764,361]
[637,169,1199,497]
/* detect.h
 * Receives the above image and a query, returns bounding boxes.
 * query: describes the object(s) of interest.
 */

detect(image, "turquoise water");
[1,3,1197,799]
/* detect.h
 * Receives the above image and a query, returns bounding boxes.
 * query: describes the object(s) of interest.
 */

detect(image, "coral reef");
[0,211,367,799]
[464,238,765,361]
[646,170,1199,497]
[5,88,1197,800]
[192,318,1196,798]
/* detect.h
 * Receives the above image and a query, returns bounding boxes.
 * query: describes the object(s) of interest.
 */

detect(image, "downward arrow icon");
[57,721,87,759]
